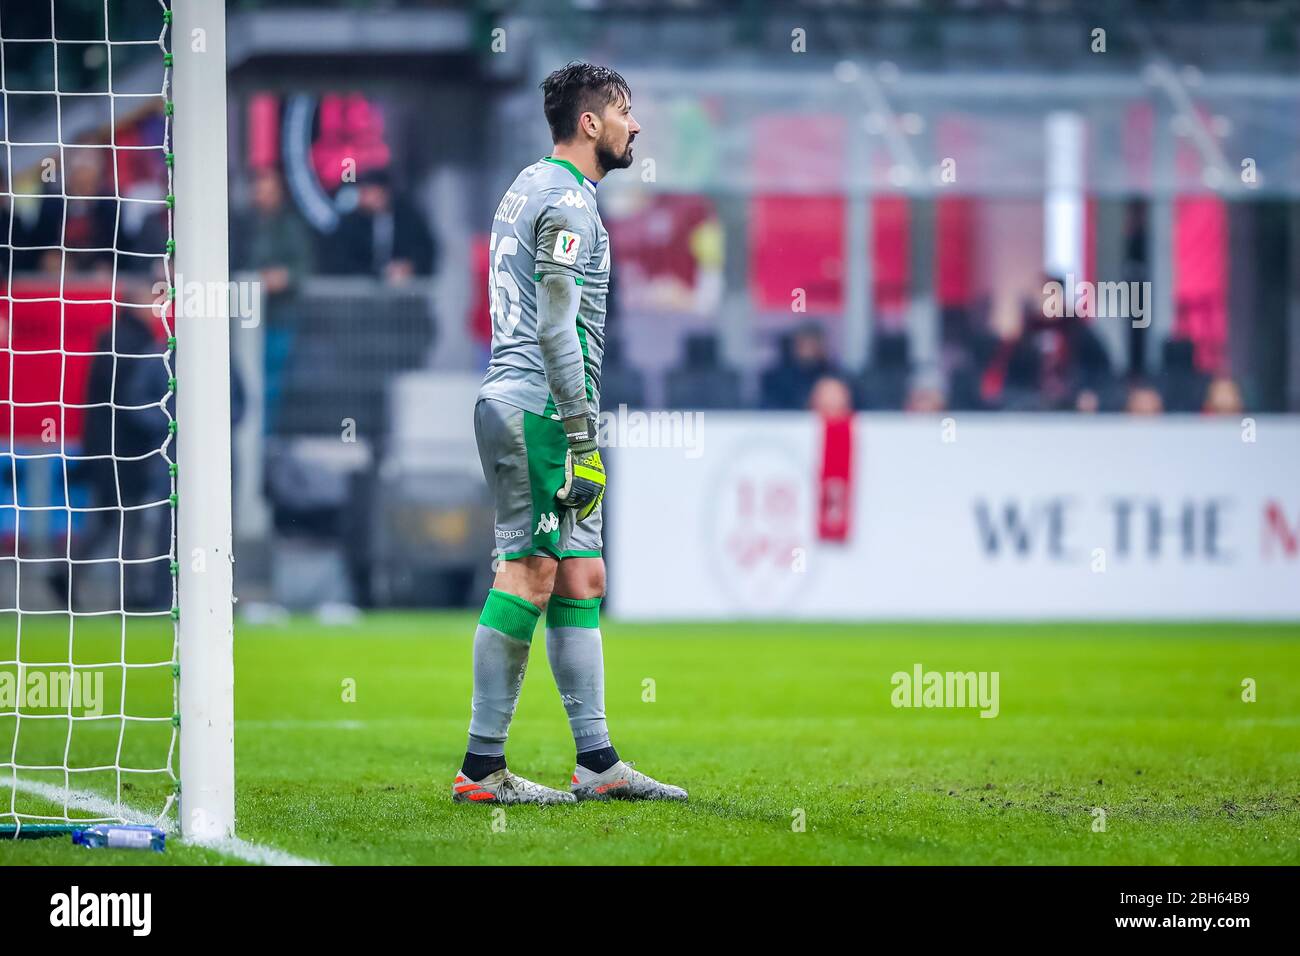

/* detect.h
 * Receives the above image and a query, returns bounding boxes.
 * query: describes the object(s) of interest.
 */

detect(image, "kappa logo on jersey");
[557,189,587,209]
[553,230,581,265]
[534,512,559,535]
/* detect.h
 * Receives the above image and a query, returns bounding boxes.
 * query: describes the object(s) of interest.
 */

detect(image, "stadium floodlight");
[0,0,233,843]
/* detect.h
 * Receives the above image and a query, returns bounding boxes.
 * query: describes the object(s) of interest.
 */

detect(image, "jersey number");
[488,232,521,337]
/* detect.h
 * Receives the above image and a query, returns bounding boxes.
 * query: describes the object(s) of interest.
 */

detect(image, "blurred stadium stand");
[368,372,493,606]
[275,279,435,437]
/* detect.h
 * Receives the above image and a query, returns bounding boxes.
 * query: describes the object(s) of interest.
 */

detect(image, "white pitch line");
[12,779,168,829]
[199,836,325,867]
[10,780,325,866]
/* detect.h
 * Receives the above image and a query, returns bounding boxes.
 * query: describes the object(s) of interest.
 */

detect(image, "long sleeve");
[535,272,588,420]
[533,197,597,420]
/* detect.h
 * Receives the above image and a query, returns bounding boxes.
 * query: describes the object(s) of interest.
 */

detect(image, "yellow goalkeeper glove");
[557,415,605,522]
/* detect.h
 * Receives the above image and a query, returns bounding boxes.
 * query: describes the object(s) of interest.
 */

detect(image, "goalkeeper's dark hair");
[540,62,631,144]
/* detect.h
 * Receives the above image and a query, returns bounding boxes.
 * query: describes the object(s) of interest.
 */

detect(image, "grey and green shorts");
[474,397,602,561]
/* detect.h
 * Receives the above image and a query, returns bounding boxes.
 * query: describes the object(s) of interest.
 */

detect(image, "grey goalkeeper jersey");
[479,157,610,419]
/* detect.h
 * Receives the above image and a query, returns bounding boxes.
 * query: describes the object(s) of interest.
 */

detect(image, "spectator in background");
[323,168,435,282]
[664,332,742,409]
[1155,339,1210,412]
[119,200,169,274]
[5,171,53,274]
[76,282,172,610]
[998,338,1048,412]
[1070,331,1124,412]
[809,375,854,418]
[1021,275,1117,410]
[856,332,911,410]
[904,370,947,414]
[1068,317,1122,410]
[28,151,118,276]
[760,321,844,410]
[1126,382,1164,416]
[233,167,314,432]
[948,328,1000,411]
[1203,375,1245,415]
[117,175,170,275]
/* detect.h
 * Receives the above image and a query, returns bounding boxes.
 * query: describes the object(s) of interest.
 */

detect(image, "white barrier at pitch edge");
[606,413,1300,620]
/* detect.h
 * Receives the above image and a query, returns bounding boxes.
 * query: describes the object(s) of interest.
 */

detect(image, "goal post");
[173,0,235,842]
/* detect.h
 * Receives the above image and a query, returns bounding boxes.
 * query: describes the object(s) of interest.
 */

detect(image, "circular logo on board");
[706,439,812,613]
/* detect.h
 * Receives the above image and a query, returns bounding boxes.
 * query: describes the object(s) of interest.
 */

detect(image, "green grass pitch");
[2,614,1298,865]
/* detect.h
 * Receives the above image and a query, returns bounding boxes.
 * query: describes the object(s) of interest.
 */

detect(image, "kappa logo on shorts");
[534,512,559,535]
[496,528,526,539]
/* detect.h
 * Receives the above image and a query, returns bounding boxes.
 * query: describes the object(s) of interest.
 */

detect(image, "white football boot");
[570,760,688,802]
[451,768,577,805]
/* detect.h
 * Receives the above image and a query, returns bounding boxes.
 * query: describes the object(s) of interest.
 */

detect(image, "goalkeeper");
[452,63,687,805]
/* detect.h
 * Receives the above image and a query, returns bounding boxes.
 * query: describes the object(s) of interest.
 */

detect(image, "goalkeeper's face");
[594,93,639,174]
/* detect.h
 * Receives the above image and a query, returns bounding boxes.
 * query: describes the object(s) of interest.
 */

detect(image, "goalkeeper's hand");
[556,415,605,522]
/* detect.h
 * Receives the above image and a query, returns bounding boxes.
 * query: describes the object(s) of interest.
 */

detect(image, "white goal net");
[1,0,179,836]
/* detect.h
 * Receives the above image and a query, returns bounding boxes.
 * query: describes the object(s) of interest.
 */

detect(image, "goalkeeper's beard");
[595,136,634,176]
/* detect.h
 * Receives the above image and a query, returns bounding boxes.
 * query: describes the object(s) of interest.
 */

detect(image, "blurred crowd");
[1,130,1252,434]
[3,143,439,429]
[0,152,167,279]
[603,295,1250,419]
[236,166,436,286]
[2,151,435,287]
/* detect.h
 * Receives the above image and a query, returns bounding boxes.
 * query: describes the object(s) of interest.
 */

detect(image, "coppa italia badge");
[553,230,581,265]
